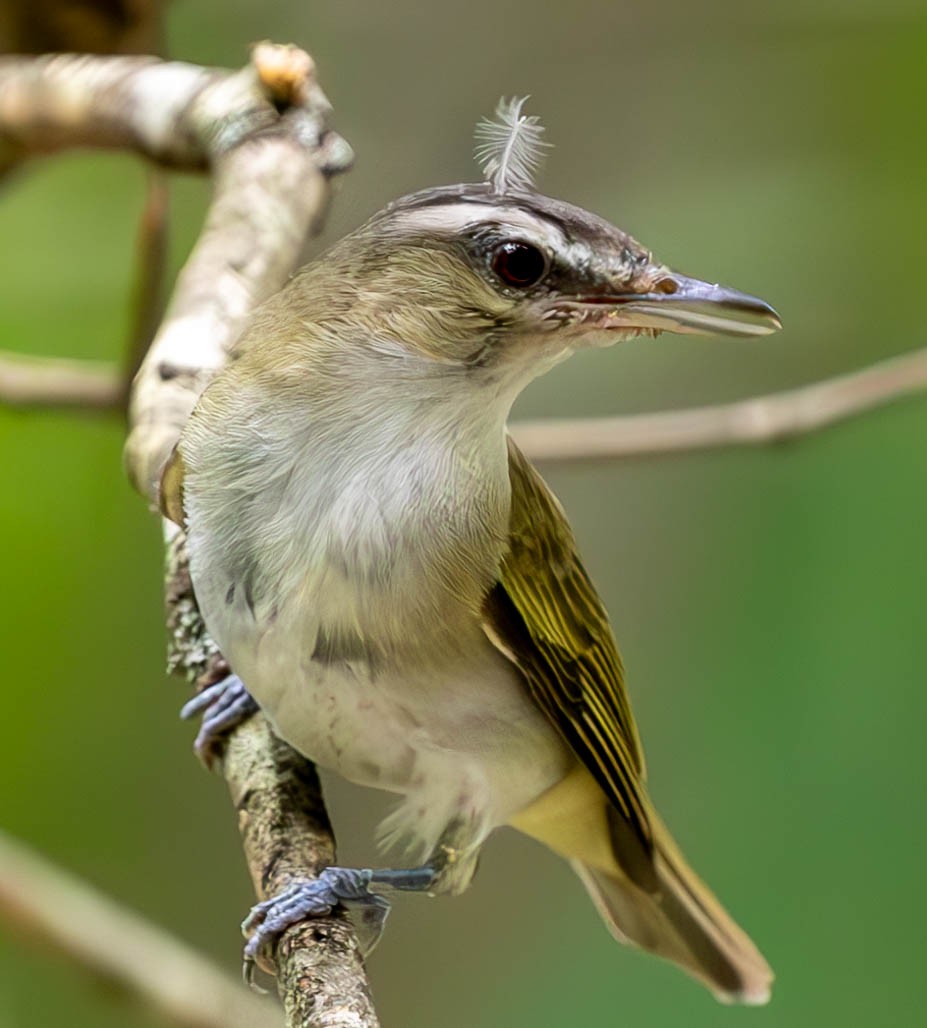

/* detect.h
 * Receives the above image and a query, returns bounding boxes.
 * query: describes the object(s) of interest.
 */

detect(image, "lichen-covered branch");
[0,43,375,1028]
[227,725,378,1028]
[166,528,379,1026]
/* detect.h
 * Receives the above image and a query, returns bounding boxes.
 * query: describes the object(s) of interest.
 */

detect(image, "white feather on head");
[474,97,550,194]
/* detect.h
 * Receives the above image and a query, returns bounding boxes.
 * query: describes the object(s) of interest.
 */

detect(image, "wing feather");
[483,437,652,851]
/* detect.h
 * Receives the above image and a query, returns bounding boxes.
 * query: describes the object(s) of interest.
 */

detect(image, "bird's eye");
[491,241,548,288]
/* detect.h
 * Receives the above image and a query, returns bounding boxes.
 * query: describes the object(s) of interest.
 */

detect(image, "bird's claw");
[241,868,391,985]
[180,674,259,767]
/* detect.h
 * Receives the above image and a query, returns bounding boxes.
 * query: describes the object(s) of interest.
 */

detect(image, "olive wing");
[483,438,653,858]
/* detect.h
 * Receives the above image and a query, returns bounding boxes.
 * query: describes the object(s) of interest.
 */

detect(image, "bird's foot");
[241,865,437,983]
[180,673,259,767]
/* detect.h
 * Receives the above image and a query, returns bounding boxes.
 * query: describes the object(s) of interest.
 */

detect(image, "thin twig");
[0,829,279,1028]
[121,169,170,409]
[512,344,927,460]
[0,349,120,408]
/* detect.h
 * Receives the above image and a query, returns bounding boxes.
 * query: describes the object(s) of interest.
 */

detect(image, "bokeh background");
[2,2,926,1026]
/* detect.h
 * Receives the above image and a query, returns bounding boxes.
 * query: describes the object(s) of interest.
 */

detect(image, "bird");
[165,98,780,1004]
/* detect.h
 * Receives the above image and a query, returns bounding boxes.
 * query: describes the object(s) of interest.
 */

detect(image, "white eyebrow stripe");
[389,203,568,250]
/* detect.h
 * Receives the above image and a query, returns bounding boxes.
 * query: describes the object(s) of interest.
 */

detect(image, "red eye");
[491,241,548,288]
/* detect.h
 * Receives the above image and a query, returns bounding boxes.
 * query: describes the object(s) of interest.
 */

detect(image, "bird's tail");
[572,809,772,1005]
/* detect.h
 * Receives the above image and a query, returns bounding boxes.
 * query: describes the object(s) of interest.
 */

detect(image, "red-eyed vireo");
[166,99,780,1003]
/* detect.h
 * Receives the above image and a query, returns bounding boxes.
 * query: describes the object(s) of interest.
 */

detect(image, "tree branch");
[0,349,121,408]
[0,829,280,1028]
[225,705,380,1027]
[0,44,375,1028]
[165,530,379,1027]
[511,344,927,460]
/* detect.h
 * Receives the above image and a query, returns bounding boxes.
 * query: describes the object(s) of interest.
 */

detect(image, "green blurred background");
[2,2,926,1026]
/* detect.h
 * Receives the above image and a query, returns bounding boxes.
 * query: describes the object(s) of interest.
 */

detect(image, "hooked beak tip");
[592,273,782,339]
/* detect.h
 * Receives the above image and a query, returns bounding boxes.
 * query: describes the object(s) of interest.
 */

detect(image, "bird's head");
[315,98,779,380]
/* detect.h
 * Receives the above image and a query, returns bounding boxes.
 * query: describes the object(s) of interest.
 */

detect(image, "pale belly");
[181,366,578,869]
[201,590,572,858]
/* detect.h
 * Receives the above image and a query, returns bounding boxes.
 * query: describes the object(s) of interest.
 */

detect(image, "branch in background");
[0,349,120,408]
[0,829,279,1028]
[0,43,373,1028]
[0,173,174,414]
[5,342,927,464]
[0,51,251,170]
[121,169,170,408]
[0,0,164,177]
[511,344,927,460]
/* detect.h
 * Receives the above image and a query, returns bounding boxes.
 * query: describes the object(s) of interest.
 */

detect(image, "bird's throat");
[184,355,518,667]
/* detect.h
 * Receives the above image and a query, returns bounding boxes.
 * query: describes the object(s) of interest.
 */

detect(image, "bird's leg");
[241,828,479,983]
[241,866,429,979]
[180,671,259,767]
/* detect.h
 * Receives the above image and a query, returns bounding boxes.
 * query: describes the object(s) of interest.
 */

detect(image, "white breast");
[181,360,571,858]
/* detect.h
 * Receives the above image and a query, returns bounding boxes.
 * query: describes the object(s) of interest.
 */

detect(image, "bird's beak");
[568,272,781,339]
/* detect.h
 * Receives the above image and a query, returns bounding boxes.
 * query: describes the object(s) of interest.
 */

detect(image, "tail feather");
[573,811,772,1005]
[510,765,772,1003]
